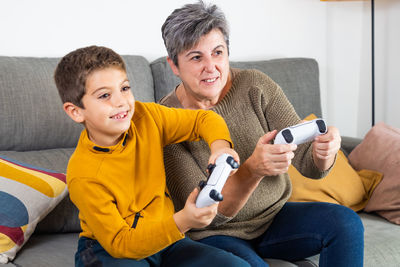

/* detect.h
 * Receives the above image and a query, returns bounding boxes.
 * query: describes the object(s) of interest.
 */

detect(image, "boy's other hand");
[208,139,240,173]
[173,188,218,234]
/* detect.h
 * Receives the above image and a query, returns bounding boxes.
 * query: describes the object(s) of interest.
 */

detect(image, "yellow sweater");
[67,101,232,259]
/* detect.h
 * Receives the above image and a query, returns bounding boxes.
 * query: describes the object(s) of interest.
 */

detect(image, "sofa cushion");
[151,57,181,102]
[8,233,78,267]
[360,213,400,265]
[122,55,155,103]
[0,55,154,151]
[306,212,400,266]
[348,122,400,224]
[0,156,67,263]
[151,57,322,118]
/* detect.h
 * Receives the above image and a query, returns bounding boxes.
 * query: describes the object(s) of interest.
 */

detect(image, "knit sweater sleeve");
[251,70,330,178]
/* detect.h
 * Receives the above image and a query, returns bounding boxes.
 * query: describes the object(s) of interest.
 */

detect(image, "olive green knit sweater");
[160,68,329,240]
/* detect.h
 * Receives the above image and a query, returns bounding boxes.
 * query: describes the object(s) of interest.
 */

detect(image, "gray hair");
[161,0,230,66]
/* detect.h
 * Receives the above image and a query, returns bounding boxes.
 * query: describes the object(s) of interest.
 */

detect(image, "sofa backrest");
[151,57,322,120]
[0,55,321,151]
[0,55,153,151]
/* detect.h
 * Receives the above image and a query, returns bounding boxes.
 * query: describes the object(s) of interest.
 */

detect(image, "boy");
[54,46,249,267]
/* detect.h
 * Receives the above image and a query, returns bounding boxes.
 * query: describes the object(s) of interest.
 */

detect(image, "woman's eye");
[215,50,223,56]
[98,93,110,99]
[191,55,201,61]
[122,86,131,92]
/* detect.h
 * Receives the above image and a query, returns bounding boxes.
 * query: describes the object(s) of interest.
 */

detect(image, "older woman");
[159,1,364,267]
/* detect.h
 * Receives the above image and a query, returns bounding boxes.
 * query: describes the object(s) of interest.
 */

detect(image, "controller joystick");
[209,189,223,202]
[274,118,327,145]
[195,153,239,208]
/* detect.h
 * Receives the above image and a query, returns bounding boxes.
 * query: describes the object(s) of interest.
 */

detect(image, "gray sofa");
[1,55,399,267]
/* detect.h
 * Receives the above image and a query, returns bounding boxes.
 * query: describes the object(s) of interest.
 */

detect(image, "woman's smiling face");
[169,29,231,105]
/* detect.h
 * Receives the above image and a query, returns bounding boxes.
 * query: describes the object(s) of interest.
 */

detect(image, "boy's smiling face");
[73,66,135,147]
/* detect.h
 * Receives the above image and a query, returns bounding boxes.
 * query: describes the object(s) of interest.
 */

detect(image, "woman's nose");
[203,57,216,73]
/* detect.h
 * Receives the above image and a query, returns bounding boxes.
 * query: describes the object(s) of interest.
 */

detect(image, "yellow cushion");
[288,114,383,212]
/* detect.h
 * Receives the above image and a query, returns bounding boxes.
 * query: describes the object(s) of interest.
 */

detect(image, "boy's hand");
[208,139,240,168]
[173,188,218,234]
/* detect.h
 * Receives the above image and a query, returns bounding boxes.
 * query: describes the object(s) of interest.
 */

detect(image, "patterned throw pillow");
[0,156,67,264]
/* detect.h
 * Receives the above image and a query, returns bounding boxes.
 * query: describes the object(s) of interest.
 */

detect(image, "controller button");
[226,156,239,169]
[282,129,294,143]
[209,189,223,202]
[316,120,327,133]
[198,180,207,190]
[207,163,216,174]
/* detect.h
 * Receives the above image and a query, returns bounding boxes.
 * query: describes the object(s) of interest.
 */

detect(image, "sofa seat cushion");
[306,212,400,266]
[8,233,78,266]
[360,212,400,265]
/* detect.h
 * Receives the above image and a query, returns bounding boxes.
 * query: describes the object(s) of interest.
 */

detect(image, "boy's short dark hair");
[54,45,126,108]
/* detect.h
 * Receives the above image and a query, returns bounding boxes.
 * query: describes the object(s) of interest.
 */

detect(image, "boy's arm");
[68,178,184,260]
[153,103,233,148]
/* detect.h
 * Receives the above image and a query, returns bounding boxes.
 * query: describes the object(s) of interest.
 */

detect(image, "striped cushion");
[0,156,67,264]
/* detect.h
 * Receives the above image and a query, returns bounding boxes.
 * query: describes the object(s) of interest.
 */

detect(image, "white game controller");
[274,118,327,145]
[196,153,239,208]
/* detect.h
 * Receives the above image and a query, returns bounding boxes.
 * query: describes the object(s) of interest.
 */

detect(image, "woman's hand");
[312,126,341,171]
[244,130,297,179]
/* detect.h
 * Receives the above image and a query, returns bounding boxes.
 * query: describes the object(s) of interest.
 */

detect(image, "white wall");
[375,0,400,134]
[1,0,399,138]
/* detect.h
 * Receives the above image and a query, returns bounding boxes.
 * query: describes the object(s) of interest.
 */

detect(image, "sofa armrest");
[340,136,362,156]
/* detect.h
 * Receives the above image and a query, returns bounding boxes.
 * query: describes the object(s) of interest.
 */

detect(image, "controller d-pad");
[316,119,327,133]
[282,129,294,143]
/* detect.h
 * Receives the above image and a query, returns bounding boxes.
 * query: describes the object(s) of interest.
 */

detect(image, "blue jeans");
[75,236,250,267]
[199,202,364,267]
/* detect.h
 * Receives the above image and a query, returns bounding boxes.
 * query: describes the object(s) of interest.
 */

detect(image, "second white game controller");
[196,153,239,208]
[274,118,327,145]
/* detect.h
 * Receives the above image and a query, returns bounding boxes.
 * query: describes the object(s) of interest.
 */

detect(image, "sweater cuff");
[210,212,234,227]
[321,153,338,177]
[311,152,338,179]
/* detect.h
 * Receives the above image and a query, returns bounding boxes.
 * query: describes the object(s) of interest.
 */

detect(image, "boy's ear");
[166,56,180,77]
[63,102,85,123]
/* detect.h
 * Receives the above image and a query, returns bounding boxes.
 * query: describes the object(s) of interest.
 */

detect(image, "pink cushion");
[348,122,400,225]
